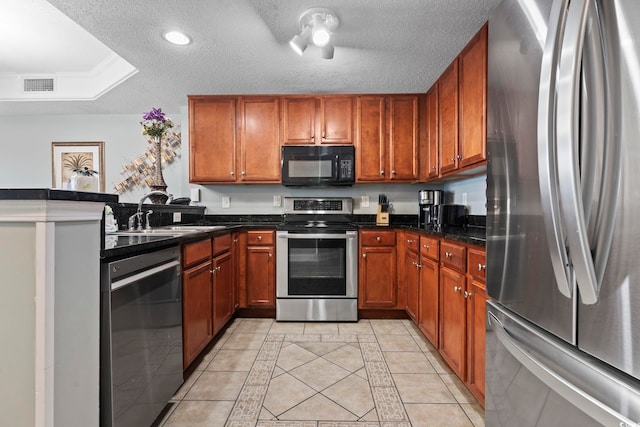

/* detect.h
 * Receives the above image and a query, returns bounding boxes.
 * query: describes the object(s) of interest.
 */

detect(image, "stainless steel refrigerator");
[486,0,640,425]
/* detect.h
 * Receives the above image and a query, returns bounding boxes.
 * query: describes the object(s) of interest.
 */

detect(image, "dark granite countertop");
[0,188,118,203]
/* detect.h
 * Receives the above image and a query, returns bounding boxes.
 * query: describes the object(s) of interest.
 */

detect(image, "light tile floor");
[158,318,484,427]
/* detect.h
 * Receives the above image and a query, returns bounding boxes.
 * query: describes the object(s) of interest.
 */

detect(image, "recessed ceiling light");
[163,31,191,46]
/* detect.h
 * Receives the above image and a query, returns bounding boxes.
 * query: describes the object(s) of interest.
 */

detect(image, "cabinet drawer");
[405,232,420,253]
[360,230,396,246]
[247,230,274,246]
[440,241,466,272]
[468,248,486,282]
[420,236,440,260]
[183,238,212,268]
[213,233,232,256]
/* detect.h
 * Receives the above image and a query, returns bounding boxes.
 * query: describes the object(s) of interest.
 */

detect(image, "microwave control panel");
[339,159,353,179]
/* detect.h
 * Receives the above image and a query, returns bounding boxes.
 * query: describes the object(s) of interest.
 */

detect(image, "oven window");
[288,238,346,295]
[288,159,332,178]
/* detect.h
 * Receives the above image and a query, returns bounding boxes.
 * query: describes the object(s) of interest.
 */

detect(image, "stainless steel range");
[276,197,358,322]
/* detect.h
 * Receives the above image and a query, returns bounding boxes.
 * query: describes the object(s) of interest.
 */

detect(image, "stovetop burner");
[278,197,356,232]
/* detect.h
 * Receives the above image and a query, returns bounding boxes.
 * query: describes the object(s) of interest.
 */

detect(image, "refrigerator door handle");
[488,309,640,426]
[537,0,573,298]
[556,0,600,305]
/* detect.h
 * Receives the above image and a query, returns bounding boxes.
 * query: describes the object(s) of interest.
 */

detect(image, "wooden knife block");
[376,205,389,226]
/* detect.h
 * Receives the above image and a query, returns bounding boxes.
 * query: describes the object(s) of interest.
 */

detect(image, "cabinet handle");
[230,171,234,176]
[464,290,472,299]
[407,239,413,243]
[416,263,422,268]
[423,244,429,249]
[478,263,486,271]
[391,170,396,174]
[257,235,262,241]
[454,286,461,293]
[268,252,272,259]
[363,253,367,258]
[217,266,221,272]
[234,238,238,243]
[445,252,452,258]
[457,155,463,160]
[380,170,385,175]
[376,236,381,242]
[432,166,437,170]
[450,157,455,163]
[241,171,246,175]
[210,269,215,275]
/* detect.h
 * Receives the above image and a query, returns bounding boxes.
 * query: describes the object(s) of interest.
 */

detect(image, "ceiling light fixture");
[163,30,191,46]
[289,7,339,59]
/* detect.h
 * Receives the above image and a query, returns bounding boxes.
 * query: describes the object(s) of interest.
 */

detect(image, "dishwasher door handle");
[111,260,180,291]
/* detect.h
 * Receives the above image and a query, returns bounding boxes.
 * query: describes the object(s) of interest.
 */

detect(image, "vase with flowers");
[141,107,174,204]
[69,166,100,192]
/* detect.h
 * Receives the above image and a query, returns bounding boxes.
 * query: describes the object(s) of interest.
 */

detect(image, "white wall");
[0,109,486,215]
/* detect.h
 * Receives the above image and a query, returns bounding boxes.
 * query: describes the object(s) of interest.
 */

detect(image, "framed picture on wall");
[51,141,105,191]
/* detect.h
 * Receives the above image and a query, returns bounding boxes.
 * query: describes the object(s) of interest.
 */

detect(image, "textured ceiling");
[0,0,501,116]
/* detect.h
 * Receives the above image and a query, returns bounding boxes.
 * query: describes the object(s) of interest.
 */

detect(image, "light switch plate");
[273,195,281,207]
[361,195,370,208]
[222,196,230,208]
[173,212,182,222]
[190,188,200,202]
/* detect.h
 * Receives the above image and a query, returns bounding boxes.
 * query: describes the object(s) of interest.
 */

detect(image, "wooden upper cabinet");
[238,97,281,182]
[356,95,420,182]
[320,97,354,144]
[189,96,237,183]
[356,96,386,181]
[282,97,316,145]
[281,96,354,145]
[388,95,420,181]
[426,84,439,178]
[459,24,487,168]
[439,59,460,175]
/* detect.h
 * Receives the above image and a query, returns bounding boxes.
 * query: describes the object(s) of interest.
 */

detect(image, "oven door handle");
[278,233,356,240]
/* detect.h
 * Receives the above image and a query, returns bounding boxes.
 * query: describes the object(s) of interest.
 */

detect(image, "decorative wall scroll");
[113,126,181,194]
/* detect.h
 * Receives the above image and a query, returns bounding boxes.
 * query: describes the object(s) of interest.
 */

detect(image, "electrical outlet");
[221,196,230,208]
[273,195,281,207]
[361,195,370,208]
[173,212,182,223]
[462,192,468,205]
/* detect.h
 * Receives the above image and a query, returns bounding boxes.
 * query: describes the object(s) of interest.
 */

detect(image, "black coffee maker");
[418,190,443,231]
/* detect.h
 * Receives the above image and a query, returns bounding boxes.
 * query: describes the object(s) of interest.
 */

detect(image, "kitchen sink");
[160,225,227,231]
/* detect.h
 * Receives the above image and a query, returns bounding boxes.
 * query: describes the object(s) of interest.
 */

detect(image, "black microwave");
[281,145,355,187]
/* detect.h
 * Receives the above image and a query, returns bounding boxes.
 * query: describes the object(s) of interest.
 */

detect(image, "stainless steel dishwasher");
[101,246,183,427]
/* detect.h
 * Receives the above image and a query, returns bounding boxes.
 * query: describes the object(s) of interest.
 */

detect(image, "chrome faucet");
[137,190,173,213]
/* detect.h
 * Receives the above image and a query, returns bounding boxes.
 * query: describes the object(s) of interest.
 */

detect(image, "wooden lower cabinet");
[418,257,439,347]
[182,260,213,369]
[439,265,467,379]
[467,279,487,406]
[405,250,420,321]
[359,230,398,308]
[212,251,233,335]
[245,230,275,308]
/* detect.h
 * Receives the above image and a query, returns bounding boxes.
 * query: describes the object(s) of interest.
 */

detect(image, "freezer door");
[487,0,575,343]
[486,301,640,427]
[577,0,640,380]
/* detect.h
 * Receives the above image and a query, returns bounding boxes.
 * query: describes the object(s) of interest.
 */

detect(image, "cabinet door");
[459,24,487,168]
[467,279,487,406]
[282,97,316,145]
[359,246,397,308]
[418,257,439,348]
[388,95,419,181]
[239,97,281,182]
[212,251,233,335]
[405,250,420,322]
[246,246,275,307]
[426,84,439,178]
[182,261,213,368]
[439,266,466,378]
[439,60,459,175]
[320,96,353,144]
[189,97,237,183]
[356,96,386,181]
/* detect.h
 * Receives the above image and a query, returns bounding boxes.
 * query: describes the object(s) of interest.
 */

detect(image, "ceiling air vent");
[23,78,55,92]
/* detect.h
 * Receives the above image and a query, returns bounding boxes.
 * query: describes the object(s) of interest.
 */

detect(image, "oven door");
[276,231,358,298]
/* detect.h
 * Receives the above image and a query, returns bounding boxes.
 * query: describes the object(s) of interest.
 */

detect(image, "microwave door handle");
[537,0,573,299]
